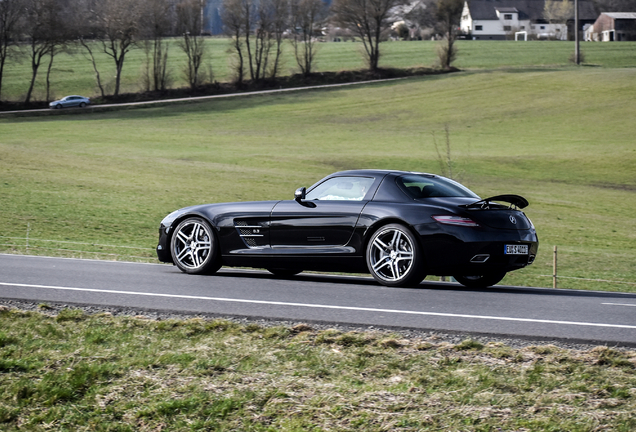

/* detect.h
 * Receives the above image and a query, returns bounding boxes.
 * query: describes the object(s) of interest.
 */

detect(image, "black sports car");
[157,170,538,287]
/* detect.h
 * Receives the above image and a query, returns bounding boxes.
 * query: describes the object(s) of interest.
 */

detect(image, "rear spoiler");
[460,194,529,210]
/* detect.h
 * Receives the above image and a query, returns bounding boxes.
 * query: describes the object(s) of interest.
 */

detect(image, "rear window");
[397,174,479,199]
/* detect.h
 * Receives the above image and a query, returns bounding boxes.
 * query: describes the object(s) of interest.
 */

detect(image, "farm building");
[587,12,636,41]
[460,0,597,40]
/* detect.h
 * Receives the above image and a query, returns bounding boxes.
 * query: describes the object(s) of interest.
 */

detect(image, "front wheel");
[453,273,506,288]
[170,217,221,275]
[366,224,426,287]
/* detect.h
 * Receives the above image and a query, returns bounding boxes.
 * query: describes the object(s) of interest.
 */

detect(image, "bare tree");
[265,0,288,79]
[435,0,462,69]
[177,0,208,89]
[544,0,573,23]
[43,0,75,101]
[221,0,287,83]
[22,0,63,103]
[290,0,327,76]
[403,0,437,39]
[71,0,103,97]
[221,0,249,84]
[95,0,141,96]
[0,0,23,100]
[141,0,174,91]
[331,0,405,72]
[79,36,106,98]
[252,0,277,80]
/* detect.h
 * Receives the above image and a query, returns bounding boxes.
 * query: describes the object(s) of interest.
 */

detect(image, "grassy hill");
[1,66,635,291]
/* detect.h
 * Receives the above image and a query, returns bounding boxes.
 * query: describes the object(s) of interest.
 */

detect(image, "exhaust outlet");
[470,254,490,263]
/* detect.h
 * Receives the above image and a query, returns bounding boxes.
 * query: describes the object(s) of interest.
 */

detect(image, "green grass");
[1,307,635,431]
[2,39,636,102]
[1,66,635,291]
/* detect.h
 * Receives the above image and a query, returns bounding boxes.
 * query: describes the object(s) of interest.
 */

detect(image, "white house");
[461,0,596,40]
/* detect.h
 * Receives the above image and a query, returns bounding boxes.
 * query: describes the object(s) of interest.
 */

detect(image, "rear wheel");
[79,102,86,108]
[170,217,221,275]
[366,224,426,287]
[454,272,506,288]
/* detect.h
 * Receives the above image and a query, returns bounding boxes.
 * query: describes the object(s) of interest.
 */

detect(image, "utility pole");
[574,0,580,64]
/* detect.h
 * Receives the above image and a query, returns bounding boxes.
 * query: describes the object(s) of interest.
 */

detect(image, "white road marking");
[2,281,636,330]
[603,302,636,307]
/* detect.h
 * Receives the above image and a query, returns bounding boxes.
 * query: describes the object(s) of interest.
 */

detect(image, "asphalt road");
[0,78,406,117]
[2,254,635,346]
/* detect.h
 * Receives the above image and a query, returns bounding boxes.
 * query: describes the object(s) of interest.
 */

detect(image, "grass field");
[2,39,636,102]
[1,64,635,291]
[1,308,635,431]
[2,41,636,432]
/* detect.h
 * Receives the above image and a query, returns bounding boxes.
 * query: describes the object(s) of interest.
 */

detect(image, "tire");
[170,217,221,275]
[366,223,426,287]
[79,102,86,108]
[55,104,62,109]
[267,268,302,277]
[453,272,506,288]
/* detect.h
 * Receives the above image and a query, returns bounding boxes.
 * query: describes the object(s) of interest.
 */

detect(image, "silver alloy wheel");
[172,219,213,270]
[368,226,415,283]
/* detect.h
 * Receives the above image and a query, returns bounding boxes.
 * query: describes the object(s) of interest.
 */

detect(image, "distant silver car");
[49,95,90,109]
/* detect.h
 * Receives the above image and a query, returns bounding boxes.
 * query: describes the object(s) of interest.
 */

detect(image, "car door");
[269,176,375,248]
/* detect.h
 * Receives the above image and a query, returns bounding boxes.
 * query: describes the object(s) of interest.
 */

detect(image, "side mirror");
[294,187,306,202]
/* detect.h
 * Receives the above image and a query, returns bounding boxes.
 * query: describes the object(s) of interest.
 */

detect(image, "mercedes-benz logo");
[509,215,517,224]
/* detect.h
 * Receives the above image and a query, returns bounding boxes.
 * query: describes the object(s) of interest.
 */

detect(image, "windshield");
[397,174,479,199]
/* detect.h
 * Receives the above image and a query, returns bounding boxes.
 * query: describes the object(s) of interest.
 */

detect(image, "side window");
[306,176,375,201]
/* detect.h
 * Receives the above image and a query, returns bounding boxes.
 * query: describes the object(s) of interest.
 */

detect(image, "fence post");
[553,245,558,289]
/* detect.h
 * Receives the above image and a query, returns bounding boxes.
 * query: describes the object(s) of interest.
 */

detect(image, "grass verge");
[1,305,635,431]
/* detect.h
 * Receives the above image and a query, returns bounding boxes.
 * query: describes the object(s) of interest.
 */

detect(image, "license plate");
[505,244,528,255]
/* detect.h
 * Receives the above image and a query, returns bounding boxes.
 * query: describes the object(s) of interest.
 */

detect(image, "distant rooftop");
[467,0,597,21]
[602,12,636,19]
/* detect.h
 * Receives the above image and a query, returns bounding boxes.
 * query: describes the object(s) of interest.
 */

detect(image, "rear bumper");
[415,224,538,276]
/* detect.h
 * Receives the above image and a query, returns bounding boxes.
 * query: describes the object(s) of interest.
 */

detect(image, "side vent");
[234,220,267,249]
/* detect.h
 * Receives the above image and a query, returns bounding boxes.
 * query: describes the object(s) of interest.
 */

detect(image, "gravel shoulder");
[1,297,625,352]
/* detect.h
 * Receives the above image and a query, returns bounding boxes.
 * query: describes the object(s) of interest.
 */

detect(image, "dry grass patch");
[1,307,635,431]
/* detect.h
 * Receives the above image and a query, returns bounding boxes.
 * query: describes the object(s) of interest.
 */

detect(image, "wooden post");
[574,0,580,64]
[553,246,558,289]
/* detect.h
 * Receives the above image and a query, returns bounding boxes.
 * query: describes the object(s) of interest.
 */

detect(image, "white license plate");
[505,244,528,255]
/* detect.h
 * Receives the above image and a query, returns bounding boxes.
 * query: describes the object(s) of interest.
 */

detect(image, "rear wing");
[460,194,529,210]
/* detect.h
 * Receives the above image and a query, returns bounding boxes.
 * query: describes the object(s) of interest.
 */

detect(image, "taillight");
[432,215,479,227]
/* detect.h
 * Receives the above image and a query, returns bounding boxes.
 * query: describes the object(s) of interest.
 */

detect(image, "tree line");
[0,0,465,104]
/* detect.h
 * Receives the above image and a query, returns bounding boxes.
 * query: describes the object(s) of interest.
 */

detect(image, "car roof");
[329,169,437,178]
